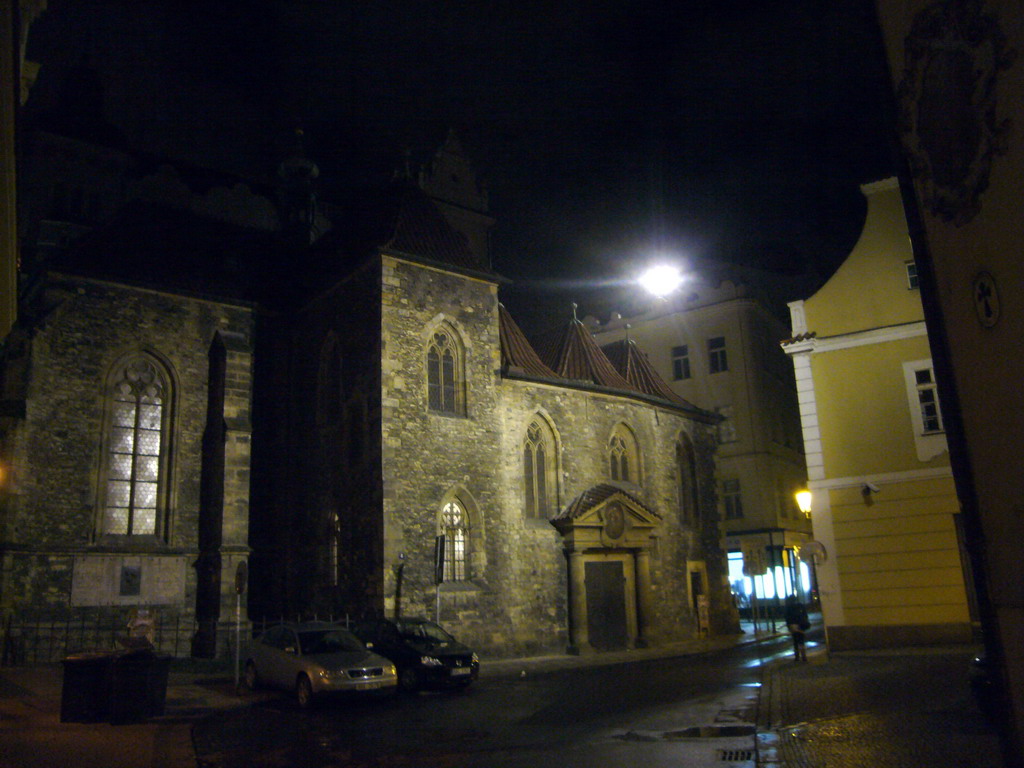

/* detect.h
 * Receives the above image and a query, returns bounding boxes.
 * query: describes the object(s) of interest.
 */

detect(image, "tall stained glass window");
[103,357,167,536]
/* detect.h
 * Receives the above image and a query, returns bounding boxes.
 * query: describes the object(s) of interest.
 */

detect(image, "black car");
[352,617,479,692]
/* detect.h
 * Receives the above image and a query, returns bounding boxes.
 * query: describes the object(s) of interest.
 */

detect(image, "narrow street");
[193,632,795,767]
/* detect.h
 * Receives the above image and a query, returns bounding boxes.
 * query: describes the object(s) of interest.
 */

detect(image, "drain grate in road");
[718,748,755,761]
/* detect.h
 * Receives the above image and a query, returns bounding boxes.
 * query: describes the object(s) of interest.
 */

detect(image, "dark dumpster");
[60,651,116,723]
[61,649,172,724]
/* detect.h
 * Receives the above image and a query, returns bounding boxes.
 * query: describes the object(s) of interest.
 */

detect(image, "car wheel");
[296,674,315,709]
[244,661,260,691]
[398,666,419,693]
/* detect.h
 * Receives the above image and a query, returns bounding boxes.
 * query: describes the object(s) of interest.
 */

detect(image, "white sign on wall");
[740,540,768,577]
[71,554,187,606]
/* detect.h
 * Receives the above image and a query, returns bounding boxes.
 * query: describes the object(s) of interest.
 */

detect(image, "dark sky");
[23,0,897,318]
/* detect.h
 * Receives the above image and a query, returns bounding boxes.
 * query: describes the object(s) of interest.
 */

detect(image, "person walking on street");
[784,596,810,662]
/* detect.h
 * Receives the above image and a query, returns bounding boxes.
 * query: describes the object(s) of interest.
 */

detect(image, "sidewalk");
[757,640,1004,767]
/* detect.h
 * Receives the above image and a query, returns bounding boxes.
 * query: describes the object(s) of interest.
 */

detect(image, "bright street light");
[795,489,812,517]
[637,264,685,298]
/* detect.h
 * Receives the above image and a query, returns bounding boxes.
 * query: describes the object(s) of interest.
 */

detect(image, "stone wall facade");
[0,273,253,655]
[377,255,732,656]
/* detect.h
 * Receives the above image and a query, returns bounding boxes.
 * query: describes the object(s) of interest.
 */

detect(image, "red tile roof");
[383,184,489,274]
[498,303,558,378]
[535,314,634,390]
[551,483,660,522]
[601,338,699,410]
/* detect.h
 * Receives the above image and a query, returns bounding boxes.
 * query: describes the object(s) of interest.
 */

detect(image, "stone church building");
[1,117,735,657]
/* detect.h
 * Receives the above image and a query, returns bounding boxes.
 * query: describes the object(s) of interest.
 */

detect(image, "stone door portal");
[585,560,628,650]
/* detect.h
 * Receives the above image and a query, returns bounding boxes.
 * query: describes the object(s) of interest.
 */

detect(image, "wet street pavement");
[0,623,1006,767]
[193,634,787,767]
[190,631,1005,768]
[759,646,1003,768]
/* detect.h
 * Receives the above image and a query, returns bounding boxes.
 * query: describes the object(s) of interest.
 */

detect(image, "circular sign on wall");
[973,271,1000,328]
[603,503,626,540]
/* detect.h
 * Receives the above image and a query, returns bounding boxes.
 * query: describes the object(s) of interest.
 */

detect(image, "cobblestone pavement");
[757,644,1004,767]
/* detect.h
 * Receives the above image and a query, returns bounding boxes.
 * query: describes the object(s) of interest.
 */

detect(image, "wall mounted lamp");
[795,489,812,518]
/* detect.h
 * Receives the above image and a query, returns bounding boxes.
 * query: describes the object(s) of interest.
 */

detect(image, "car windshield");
[298,629,366,655]
[397,620,454,645]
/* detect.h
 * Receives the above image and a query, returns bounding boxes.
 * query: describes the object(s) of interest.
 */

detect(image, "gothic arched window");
[427,327,463,414]
[523,418,556,518]
[316,333,342,440]
[101,356,171,537]
[608,425,640,484]
[440,500,468,581]
[677,434,700,524]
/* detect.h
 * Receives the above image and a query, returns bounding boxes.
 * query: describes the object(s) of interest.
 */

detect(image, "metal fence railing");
[1,612,360,666]
[1,613,200,665]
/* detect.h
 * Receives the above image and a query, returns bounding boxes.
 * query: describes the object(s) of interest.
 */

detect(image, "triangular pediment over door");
[551,483,661,551]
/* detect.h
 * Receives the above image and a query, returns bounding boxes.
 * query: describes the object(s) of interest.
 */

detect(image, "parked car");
[245,621,397,708]
[352,617,479,692]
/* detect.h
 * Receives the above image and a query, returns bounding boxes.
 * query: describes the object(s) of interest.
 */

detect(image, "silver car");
[245,622,397,707]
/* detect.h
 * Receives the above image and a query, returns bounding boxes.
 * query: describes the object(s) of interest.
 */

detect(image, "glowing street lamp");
[637,264,685,298]
[795,489,813,518]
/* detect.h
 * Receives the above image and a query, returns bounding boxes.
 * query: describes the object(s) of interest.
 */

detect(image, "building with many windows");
[591,273,811,613]
[782,178,973,650]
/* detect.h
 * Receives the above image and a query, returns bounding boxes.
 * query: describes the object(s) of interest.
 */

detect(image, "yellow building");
[783,178,973,650]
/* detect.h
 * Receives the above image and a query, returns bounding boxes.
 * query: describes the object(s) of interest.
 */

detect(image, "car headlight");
[318,668,343,679]
[420,655,443,666]
[386,664,397,676]
[471,653,479,664]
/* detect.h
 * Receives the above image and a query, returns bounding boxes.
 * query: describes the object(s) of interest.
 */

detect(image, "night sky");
[22,0,897,324]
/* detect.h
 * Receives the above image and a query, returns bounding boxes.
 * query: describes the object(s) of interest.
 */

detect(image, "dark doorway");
[585,560,628,651]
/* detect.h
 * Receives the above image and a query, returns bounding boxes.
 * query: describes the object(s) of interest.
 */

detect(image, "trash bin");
[108,649,172,725]
[61,651,116,723]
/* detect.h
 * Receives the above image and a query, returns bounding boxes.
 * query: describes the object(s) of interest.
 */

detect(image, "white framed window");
[671,345,691,380]
[708,336,728,373]
[902,359,948,461]
[905,261,919,289]
[723,479,743,519]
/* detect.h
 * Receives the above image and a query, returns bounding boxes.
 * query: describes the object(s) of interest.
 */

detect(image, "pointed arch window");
[608,425,640,484]
[316,333,343,440]
[524,419,556,518]
[677,435,699,524]
[427,329,463,414]
[101,356,170,537]
[329,511,341,586]
[440,500,468,581]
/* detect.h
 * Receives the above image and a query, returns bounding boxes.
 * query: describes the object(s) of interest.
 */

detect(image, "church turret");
[418,129,495,269]
[276,128,324,245]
